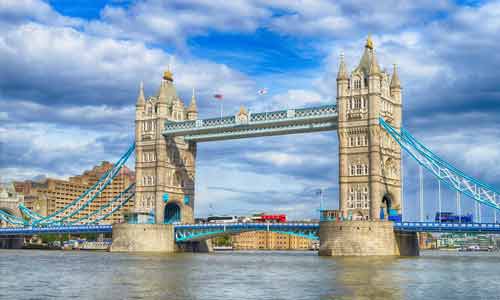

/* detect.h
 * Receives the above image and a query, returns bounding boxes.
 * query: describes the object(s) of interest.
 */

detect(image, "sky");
[1,0,500,221]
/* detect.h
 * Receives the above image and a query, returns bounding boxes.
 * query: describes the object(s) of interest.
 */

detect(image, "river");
[0,250,499,299]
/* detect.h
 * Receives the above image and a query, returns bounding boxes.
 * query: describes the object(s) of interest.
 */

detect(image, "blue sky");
[1,0,500,221]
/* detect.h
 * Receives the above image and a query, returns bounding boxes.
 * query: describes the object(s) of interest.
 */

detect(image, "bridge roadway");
[1,222,500,241]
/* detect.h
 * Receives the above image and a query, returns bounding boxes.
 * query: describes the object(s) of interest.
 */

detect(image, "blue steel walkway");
[394,222,500,233]
[1,222,500,238]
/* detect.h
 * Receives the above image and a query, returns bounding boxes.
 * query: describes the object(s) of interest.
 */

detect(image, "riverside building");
[15,162,135,224]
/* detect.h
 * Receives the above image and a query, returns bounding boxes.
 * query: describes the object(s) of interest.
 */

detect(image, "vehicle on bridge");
[435,212,473,223]
[207,216,238,223]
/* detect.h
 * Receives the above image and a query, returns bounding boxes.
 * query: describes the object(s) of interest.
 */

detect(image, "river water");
[0,250,499,299]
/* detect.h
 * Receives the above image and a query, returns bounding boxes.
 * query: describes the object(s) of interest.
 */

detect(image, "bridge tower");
[337,36,402,221]
[134,71,197,224]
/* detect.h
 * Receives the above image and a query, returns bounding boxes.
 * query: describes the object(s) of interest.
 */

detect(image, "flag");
[213,94,223,100]
[258,88,268,95]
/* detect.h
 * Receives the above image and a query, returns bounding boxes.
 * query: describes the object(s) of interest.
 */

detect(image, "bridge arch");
[164,202,181,224]
[381,193,393,219]
[175,227,319,243]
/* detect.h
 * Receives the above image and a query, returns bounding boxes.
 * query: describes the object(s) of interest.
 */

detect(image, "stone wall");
[319,220,418,256]
[110,224,175,252]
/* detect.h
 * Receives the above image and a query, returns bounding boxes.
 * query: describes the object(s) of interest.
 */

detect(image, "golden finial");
[163,70,173,81]
[366,34,374,50]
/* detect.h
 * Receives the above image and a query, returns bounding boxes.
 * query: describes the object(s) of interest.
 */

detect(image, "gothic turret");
[187,88,198,120]
[390,64,401,89]
[369,50,381,76]
[390,64,402,103]
[136,81,146,106]
[337,53,349,80]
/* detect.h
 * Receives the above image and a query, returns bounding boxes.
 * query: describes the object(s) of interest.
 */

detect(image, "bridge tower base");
[110,224,175,252]
[0,236,24,249]
[176,240,213,253]
[319,221,419,256]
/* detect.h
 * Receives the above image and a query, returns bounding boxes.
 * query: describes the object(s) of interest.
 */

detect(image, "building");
[337,36,402,220]
[134,71,197,224]
[14,162,135,224]
[0,183,24,227]
[232,231,313,250]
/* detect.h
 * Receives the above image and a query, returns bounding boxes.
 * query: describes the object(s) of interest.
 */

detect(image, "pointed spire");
[369,49,381,76]
[188,87,197,112]
[337,52,348,80]
[390,64,401,89]
[136,81,145,105]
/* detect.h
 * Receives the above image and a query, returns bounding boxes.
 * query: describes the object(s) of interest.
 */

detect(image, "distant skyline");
[1,0,500,220]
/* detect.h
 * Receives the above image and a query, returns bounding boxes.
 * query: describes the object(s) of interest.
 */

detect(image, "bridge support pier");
[110,224,175,252]
[0,236,24,249]
[319,221,419,256]
[176,240,213,253]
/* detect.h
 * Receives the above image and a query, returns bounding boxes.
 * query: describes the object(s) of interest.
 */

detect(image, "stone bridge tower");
[337,36,403,220]
[134,71,197,224]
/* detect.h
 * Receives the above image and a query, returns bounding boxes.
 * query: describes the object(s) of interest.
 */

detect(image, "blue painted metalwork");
[16,144,136,226]
[174,222,320,242]
[163,104,338,142]
[0,210,25,226]
[394,222,500,233]
[380,118,500,211]
[0,225,112,236]
[2,221,500,237]
[74,184,135,225]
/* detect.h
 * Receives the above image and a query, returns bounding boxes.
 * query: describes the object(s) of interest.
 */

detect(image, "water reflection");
[0,250,499,300]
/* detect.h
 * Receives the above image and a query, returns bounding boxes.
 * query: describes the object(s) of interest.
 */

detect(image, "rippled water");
[1,250,499,299]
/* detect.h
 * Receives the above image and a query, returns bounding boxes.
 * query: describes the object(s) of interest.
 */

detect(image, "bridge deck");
[1,222,499,236]
[163,105,338,142]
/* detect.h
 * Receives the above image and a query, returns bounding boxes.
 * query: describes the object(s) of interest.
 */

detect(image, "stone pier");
[319,220,419,256]
[110,224,175,252]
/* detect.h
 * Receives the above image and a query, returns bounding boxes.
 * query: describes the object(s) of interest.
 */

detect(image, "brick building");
[232,231,312,250]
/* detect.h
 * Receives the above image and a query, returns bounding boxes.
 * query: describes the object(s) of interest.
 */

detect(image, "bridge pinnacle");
[390,64,401,89]
[337,52,349,80]
[187,87,197,112]
[369,49,381,75]
[136,81,145,105]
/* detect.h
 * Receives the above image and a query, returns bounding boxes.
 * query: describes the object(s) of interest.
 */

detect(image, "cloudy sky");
[1,0,500,221]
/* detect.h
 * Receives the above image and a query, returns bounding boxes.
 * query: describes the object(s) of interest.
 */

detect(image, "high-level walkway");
[163,105,337,141]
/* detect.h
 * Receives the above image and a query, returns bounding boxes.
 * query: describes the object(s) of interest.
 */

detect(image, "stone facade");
[134,72,197,224]
[110,223,175,252]
[319,220,418,256]
[319,221,398,256]
[337,36,403,220]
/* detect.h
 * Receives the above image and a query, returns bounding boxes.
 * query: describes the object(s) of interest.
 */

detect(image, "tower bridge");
[1,36,500,255]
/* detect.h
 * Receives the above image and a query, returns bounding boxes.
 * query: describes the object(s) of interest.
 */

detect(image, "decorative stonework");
[337,37,402,220]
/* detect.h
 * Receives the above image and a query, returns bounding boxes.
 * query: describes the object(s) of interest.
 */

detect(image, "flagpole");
[220,101,223,119]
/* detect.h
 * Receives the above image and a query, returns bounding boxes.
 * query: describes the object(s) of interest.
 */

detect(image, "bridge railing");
[164,104,337,134]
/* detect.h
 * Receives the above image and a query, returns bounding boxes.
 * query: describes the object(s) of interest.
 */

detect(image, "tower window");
[354,79,361,89]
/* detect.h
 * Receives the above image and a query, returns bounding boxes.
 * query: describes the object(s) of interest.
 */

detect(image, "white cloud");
[245,151,332,167]
[0,0,82,27]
